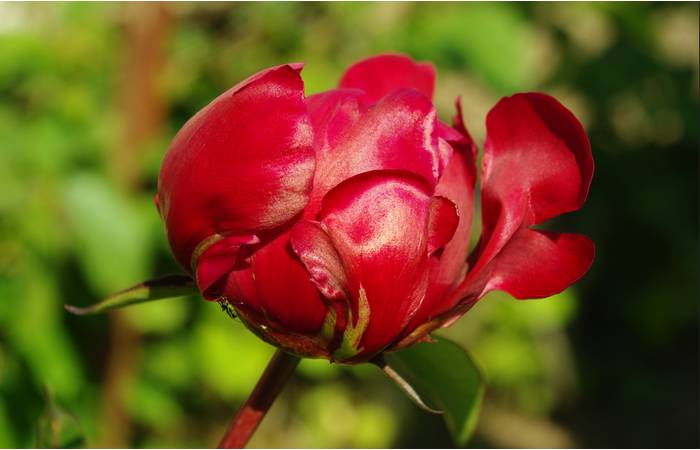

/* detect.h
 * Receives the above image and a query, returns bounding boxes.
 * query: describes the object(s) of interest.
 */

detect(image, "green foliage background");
[0,2,697,447]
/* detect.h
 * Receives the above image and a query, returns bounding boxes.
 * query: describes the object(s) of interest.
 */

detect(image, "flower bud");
[157,54,594,363]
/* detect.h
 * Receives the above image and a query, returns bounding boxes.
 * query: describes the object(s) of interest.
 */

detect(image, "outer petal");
[307,89,441,217]
[338,53,436,103]
[475,92,593,267]
[449,92,594,307]
[290,220,349,301]
[222,230,327,335]
[480,229,595,299]
[395,210,594,352]
[156,64,315,270]
[195,234,259,298]
[297,171,433,360]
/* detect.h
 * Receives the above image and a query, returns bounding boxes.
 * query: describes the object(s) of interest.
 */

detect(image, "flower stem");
[218,349,301,448]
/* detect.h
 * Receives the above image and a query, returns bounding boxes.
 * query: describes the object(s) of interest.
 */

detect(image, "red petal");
[223,267,261,310]
[290,220,349,301]
[318,171,433,358]
[427,196,459,256]
[338,53,436,103]
[430,149,475,291]
[223,230,327,335]
[480,229,595,299]
[471,92,593,278]
[308,89,441,218]
[451,96,477,151]
[157,64,315,270]
[396,232,594,350]
[306,88,367,163]
[444,93,594,313]
[481,93,592,241]
[400,145,477,333]
[195,234,259,299]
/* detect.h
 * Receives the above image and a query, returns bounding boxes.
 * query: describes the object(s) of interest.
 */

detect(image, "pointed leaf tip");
[63,303,90,316]
[65,274,198,316]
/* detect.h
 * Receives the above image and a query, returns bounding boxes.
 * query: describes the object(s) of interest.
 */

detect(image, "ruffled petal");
[480,229,595,299]
[157,64,315,270]
[308,89,441,217]
[477,92,593,262]
[446,92,594,310]
[338,53,436,103]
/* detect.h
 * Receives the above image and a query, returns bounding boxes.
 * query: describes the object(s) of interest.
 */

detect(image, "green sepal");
[64,274,197,315]
[332,286,370,361]
[316,306,337,344]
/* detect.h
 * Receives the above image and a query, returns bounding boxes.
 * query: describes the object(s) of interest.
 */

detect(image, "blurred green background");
[0,2,697,448]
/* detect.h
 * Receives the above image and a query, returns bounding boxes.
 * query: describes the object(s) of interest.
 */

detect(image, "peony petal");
[308,89,441,218]
[477,93,593,257]
[435,99,479,260]
[338,53,436,103]
[234,230,328,335]
[479,229,595,299]
[427,196,459,256]
[306,88,367,159]
[157,64,315,270]
[399,143,477,335]
[444,92,594,315]
[396,233,594,350]
[451,96,477,152]
[318,170,433,359]
[429,148,475,292]
[290,220,349,301]
[195,234,259,299]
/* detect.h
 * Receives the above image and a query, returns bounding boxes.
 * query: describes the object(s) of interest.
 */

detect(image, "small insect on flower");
[218,298,238,320]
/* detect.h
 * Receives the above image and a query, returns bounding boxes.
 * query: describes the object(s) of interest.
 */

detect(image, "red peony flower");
[155,54,594,363]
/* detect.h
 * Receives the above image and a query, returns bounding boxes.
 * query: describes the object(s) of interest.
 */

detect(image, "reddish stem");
[218,349,301,448]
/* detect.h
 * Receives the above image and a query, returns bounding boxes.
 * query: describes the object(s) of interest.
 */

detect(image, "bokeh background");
[0,2,698,448]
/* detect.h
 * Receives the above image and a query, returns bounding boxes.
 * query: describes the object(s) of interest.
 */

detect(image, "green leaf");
[380,336,484,446]
[64,274,197,315]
